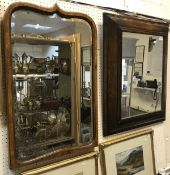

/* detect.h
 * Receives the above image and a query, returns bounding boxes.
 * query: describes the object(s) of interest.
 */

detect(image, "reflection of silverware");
[22,52,30,73]
[21,97,42,111]
[56,107,71,136]
[15,99,71,147]
[29,57,47,74]
[28,78,47,97]
[34,99,41,110]
[16,102,25,111]
[12,52,32,74]
[13,53,22,73]
[46,107,71,137]
[59,58,70,74]
[46,55,59,73]
[34,128,46,138]
[48,111,57,125]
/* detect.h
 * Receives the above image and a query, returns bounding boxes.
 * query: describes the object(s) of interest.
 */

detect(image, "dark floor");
[121,106,146,118]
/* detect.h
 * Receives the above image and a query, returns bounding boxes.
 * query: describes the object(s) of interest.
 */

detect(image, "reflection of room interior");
[122,33,163,118]
[11,10,93,160]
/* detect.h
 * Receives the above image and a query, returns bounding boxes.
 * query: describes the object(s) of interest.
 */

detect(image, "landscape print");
[115,145,144,175]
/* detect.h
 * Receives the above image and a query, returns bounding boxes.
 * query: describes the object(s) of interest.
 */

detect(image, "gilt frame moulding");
[3,2,98,169]
[21,152,98,175]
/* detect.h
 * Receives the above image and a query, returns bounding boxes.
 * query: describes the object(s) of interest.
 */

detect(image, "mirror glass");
[121,32,163,119]
[11,10,93,160]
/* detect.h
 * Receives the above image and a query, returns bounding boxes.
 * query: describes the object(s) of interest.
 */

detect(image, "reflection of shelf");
[133,86,160,92]
[11,34,70,45]
[13,73,59,79]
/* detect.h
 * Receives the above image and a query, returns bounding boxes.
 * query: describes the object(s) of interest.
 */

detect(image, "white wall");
[12,43,45,58]
[12,43,60,58]
[46,22,91,47]
[123,1,170,170]
[75,0,170,20]
[0,0,170,174]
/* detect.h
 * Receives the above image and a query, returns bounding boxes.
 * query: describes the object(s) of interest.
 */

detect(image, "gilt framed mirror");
[3,2,97,169]
[103,12,168,136]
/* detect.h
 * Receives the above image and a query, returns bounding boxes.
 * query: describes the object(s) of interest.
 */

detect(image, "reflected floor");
[121,107,146,118]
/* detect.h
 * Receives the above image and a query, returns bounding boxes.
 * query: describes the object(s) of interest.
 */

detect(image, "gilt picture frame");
[100,129,156,175]
[22,152,98,175]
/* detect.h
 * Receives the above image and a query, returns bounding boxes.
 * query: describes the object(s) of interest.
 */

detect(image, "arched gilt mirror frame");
[3,2,97,169]
[103,12,168,136]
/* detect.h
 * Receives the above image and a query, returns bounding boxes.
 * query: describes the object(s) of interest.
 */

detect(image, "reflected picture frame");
[22,152,98,175]
[134,62,143,77]
[81,46,91,65]
[135,45,145,62]
[100,129,156,175]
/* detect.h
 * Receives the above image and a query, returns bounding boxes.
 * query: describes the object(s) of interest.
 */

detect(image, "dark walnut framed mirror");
[103,12,168,136]
[3,2,97,169]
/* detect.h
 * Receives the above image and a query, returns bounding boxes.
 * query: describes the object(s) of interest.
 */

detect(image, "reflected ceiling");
[11,10,74,35]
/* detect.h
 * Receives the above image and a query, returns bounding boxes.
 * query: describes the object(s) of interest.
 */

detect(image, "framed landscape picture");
[100,129,156,175]
[22,152,98,175]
